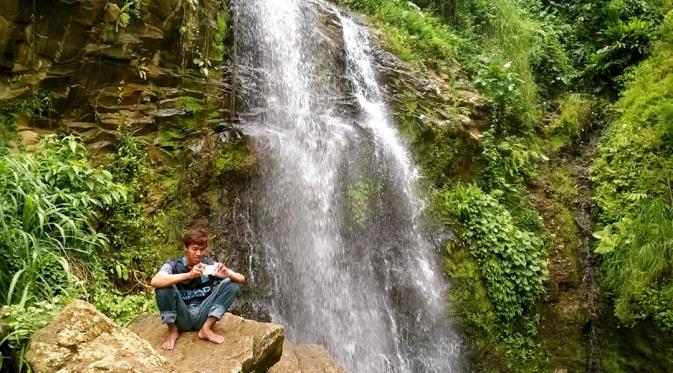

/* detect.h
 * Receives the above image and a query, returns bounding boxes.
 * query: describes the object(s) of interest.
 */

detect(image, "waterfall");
[234,0,463,371]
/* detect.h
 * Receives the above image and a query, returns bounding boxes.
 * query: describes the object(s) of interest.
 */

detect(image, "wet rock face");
[368,30,487,184]
[26,300,176,373]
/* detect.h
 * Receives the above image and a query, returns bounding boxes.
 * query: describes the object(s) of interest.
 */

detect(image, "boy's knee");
[155,286,176,299]
[227,281,240,294]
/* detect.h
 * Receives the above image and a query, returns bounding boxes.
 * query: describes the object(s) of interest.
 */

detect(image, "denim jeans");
[155,279,240,331]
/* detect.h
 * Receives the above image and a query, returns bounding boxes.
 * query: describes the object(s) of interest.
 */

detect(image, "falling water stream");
[233,1,463,371]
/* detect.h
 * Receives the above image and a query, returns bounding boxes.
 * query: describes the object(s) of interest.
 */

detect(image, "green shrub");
[93,287,156,326]
[544,93,595,153]
[443,185,548,321]
[549,0,670,95]
[0,135,126,306]
[456,0,575,127]
[591,10,673,330]
[442,184,548,360]
[479,131,546,192]
[0,135,127,369]
[116,0,144,31]
[594,199,673,329]
[0,91,52,150]
[474,59,529,130]
[0,298,64,370]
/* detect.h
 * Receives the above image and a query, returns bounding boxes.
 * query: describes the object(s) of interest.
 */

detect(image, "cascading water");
[234,1,463,371]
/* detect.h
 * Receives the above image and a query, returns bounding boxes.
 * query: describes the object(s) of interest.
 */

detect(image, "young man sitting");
[150,228,246,350]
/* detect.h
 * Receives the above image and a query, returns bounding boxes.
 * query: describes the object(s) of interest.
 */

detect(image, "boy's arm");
[215,263,246,284]
[150,263,205,288]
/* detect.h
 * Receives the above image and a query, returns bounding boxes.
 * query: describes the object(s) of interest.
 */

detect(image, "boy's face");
[184,243,208,267]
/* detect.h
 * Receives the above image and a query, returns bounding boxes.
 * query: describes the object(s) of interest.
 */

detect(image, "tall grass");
[481,0,538,105]
[601,199,673,327]
[592,11,673,330]
[0,135,127,369]
[0,135,126,305]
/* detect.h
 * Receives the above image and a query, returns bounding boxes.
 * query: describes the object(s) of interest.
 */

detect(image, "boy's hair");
[183,228,209,248]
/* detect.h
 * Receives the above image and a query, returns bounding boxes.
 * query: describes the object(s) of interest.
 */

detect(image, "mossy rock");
[600,318,673,372]
[214,136,257,181]
[443,242,512,372]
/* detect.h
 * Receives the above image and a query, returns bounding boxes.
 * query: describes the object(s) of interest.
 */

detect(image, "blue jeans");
[155,279,240,331]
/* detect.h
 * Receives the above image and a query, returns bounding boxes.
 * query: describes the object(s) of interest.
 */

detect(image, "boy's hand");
[216,263,232,278]
[188,263,205,279]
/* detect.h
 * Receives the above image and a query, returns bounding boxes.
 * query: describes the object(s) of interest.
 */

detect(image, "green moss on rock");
[214,137,257,180]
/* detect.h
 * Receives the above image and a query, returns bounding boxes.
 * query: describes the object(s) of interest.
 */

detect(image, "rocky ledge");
[26,300,345,373]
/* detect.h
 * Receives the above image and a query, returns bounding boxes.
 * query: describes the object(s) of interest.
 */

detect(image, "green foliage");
[93,288,156,326]
[443,185,548,321]
[0,136,127,369]
[442,185,548,359]
[548,0,670,95]
[116,0,144,31]
[474,59,529,130]
[0,91,52,150]
[450,0,574,129]
[347,179,382,226]
[102,133,164,283]
[443,242,513,369]
[0,135,126,307]
[544,93,595,153]
[591,11,673,331]
[592,11,673,222]
[393,96,476,187]
[469,0,540,101]
[479,131,546,192]
[584,16,656,93]
[0,298,63,370]
[594,199,673,329]
[338,0,463,75]
[211,10,229,62]
[544,164,579,205]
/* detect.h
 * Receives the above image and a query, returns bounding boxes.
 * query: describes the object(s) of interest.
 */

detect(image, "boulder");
[25,300,175,373]
[294,344,347,373]
[128,313,284,373]
[269,340,301,373]
[269,341,347,373]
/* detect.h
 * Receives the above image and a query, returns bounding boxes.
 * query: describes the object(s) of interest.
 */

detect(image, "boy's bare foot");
[198,327,225,344]
[162,324,181,350]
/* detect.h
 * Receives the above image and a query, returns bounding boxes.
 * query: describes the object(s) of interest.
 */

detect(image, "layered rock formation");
[0,0,234,153]
[26,300,346,373]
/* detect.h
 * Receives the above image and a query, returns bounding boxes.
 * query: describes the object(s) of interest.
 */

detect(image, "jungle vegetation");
[1,0,673,371]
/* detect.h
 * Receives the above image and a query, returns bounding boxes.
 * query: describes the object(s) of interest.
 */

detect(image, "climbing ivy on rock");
[443,184,549,321]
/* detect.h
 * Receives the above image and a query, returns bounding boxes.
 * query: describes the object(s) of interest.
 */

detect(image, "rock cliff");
[0,0,234,153]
